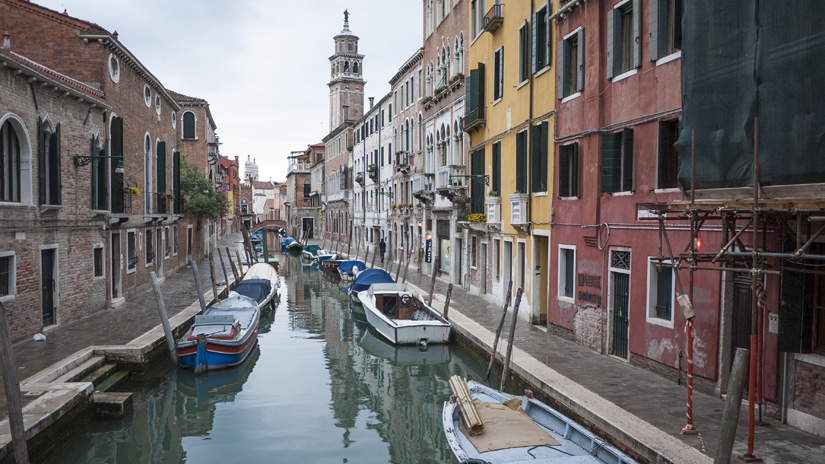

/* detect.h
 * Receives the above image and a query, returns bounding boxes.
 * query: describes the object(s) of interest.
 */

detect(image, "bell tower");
[328,10,365,130]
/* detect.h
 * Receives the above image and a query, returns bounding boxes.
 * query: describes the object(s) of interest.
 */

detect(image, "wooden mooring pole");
[217,249,230,289]
[208,250,218,302]
[370,245,377,269]
[234,249,246,279]
[402,246,412,283]
[226,246,239,282]
[443,284,454,319]
[0,301,30,464]
[150,272,178,366]
[715,348,750,464]
[191,261,207,313]
[500,287,523,392]
[486,280,513,379]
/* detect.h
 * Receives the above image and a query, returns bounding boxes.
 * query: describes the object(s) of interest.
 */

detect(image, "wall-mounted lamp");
[73,154,124,174]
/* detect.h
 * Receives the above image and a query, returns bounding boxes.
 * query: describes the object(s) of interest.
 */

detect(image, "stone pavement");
[0,232,245,420]
[339,241,825,464]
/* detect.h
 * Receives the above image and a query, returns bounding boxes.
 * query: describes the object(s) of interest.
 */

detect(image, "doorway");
[481,242,488,294]
[41,248,57,327]
[302,217,314,239]
[731,275,753,370]
[111,233,121,299]
[534,236,549,325]
[611,272,630,359]
[503,241,513,302]
[456,237,462,286]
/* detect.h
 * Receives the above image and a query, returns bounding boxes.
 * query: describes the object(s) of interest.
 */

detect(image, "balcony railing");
[395,151,410,171]
[154,193,170,215]
[437,165,465,189]
[462,106,486,132]
[111,189,133,215]
[288,161,312,174]
[483,3,503,33]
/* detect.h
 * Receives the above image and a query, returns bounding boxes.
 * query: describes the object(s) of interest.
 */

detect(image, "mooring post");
[234,249,246,279]
[443,284,454,319]
[226,246,239,282]
[150,272,178,366]
[403,246,412,283]
[500,287,523,392]
[427,263,438,306]
[370,245,377,269]
[0,301,29,464]
[208,249,218,302]
[191,261,208,313]
[395,248,403,282]
[716,348,751,464]
[217,249,230,289]
[347,223,353,258]
[486,280,513,379]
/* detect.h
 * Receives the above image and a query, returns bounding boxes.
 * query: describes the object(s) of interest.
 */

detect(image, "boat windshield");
[191,324,234,337]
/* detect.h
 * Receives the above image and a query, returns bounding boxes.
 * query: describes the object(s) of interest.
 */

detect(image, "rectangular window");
[559,142,579,197]
[647,258,674,325]
[607,0,641,79]
[419,69,423,97]
[519,23,531,83]
[649,0,682,61]
[531,121,549,193]
[516,130,528,193]
[657,119,680,189]
[493,47,504,100]
[411,76,415,101]
[127,230,137,272]
[0,254,15,300]
[559,246,576,300]
[532,5,550,72]
[558,29,585,99]
[146,229,154,265]
[492,141,501,194]
[471,0,478,37]
[601,129,634,193]
[93,247,104,277]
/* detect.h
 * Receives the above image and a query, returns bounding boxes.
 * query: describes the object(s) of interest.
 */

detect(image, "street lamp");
[73,154,124,173]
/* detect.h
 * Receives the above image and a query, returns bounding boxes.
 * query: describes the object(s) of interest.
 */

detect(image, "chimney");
[2,32,10,51]
[369,97,374,109]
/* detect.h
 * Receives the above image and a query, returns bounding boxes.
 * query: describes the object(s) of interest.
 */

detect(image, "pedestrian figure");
[379,237,387,263]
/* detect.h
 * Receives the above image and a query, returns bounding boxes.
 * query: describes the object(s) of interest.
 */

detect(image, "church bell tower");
[328,10,365,130]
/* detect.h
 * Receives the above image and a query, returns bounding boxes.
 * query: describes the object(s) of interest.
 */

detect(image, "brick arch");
[252,219,286,233]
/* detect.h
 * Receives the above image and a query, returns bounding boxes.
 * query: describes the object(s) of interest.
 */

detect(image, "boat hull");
[358,286,451,346]
[177,329,259,371]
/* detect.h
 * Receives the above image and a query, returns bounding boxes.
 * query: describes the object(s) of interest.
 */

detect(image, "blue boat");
[337,260,366,282]
[281,236,296,252]
[176,293,260,374]
[348,269,394,304]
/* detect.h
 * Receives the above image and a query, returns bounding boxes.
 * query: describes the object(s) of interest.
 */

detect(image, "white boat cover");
[243,263,280,287]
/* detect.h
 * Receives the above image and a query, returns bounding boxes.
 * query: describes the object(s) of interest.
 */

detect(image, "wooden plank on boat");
[449,375,484,436]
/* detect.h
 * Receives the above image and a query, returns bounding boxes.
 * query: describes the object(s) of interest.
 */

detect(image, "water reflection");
[45,256,492,464]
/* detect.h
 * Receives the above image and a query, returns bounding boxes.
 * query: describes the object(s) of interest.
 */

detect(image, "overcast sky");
[36,0,423,182]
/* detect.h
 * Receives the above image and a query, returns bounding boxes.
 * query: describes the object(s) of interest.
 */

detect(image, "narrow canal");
[45,257,495,463]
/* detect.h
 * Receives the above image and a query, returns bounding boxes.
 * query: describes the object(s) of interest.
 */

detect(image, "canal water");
[45,257,495,463]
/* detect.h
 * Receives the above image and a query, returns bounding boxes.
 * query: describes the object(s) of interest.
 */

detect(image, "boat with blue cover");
[233,263,279,310]
[442,380,638,464]
[337,260,366,282]
[348,269,394,304]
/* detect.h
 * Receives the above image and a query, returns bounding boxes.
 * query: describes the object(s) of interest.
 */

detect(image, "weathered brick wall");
[573,304,603,351]
[794,360,825,421]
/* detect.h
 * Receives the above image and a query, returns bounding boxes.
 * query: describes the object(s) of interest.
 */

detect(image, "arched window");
[426,63,434,97]
[405,119,410,151]
[445,45,451,79]
[458,33,465,75]
[353,62,359,74]
[1,120,21,202]
[344,61,350,73]
[182,112,196,140]
[418,114,424,152]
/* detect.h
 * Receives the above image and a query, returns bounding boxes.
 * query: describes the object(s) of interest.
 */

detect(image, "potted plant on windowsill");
[125,186,141,196]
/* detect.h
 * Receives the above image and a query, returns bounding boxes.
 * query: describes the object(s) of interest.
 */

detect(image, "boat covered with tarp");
[233,263,279,310]
[442,380,638,464]
[337,260,366,281]
[348,269,394,303]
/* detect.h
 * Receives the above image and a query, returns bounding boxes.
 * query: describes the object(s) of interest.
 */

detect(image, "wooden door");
[612,272,630,359]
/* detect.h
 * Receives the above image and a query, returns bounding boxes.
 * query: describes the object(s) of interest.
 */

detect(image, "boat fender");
[418,338,428,350]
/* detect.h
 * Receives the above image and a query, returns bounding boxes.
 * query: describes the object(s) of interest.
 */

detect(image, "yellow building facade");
[464,0,557,324]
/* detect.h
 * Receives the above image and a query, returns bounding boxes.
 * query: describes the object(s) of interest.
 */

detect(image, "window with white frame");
[647,258,674,325]
[493,46,504,101]
[558,245,576,301]
[649,0,682,61]
[164,227,171,259]
[1,120,22,203]
[182,112,196,140]
[108,54,120,83]
[0,252,16,301]
[558,28,585,99]
[143,84,152,107]
[93,246,104,278]
[494,238,500,280]
[519,22,531,84]
[127,230,137,272]
[607,0,641,79]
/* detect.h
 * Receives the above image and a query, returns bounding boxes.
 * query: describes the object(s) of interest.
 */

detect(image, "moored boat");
[233,262,280,310]
[337,260,366,281]
[348,269,394,304]
[176,293,260,373]
[357,282,450,346]
[442,380,638,464]
[321,258,343,272]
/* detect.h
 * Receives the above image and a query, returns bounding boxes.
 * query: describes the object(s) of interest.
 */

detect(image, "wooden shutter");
[516,131,526,192]
[531,124,541,192]
[559,144,570,197]
[531,13,538,73]
[632,0,641,68]
[657,120,669,188]
[540,121,549,192]
[545,1,552,69]
[601,132,621,193]
[492,142,501,194]
[576,29,585,92]
[477,62,486,114]
[111,117,124,214]
[467,68,477,113]
[497,47,504,99]
[606,8,615,79]
[173,150,181,214]
[557,39,565,99]
[471,149,485,214]
[494,49,500,99]
[90,135,97,210]
[571,142,579,197]
[50,123,61,205]
[622,128,634,191]
[157,141,166,194]
[649,0,660,61]
[37,117,46,205]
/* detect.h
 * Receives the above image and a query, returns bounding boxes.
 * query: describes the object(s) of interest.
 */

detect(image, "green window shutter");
[632,0,641,68]
[50,123,61,205]
[576,29,585,91]
[37,117,45,205]
[90,135,97,210]
[477,62,486,114]
[559,144,570,197]
[111,117,124,214]
[571,142,579,197]
[601,132,621,193]
[531,14,537,73]
[557,39,565,99]
[471,149,485,214]
[157,142,166,193]
[540,121,549,193]
[516,131,527,193]
[649,0,660,61]
[492,142,501,194]
[494,49,501,99]
[96,146,107,211]
[498,47,504,99]
[173,150,181,214]
[531,125,540,191]
[606,8,615,79]
[545,2,552,67]
[467,69,477,113]
[564,250,574,297]
[656,267,672,320]
[622,128,634,191]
